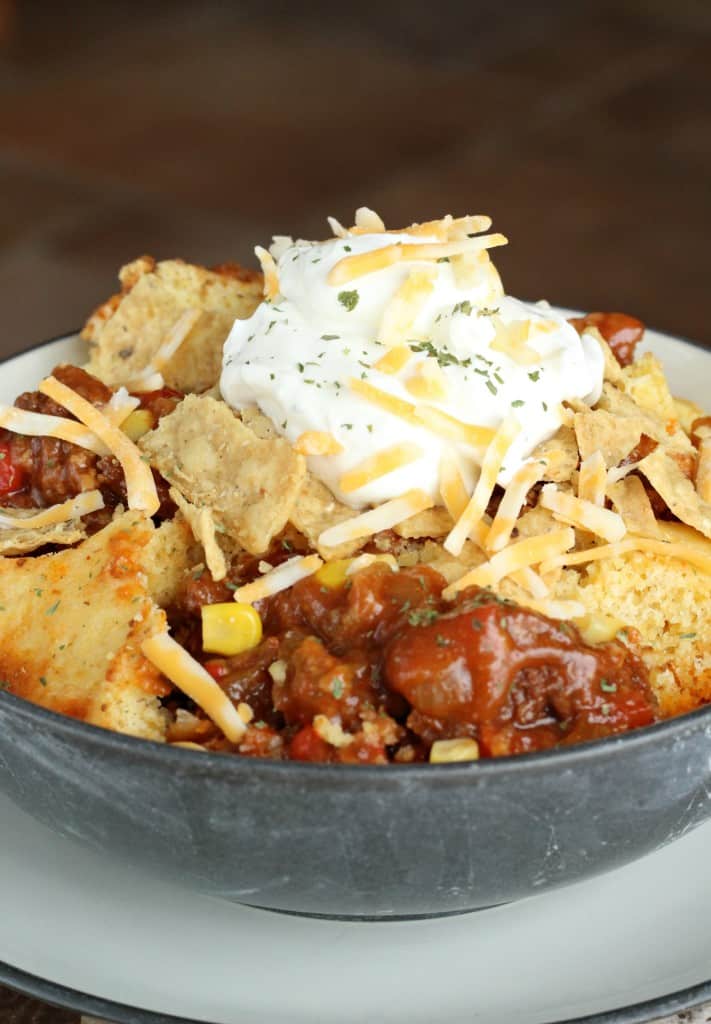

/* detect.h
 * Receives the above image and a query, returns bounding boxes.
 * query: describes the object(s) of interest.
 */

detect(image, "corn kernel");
[574,612,626,645]
[201,602,263,657]
[314,558,352,589]
[121,408,155,442]
[429,738,480,764]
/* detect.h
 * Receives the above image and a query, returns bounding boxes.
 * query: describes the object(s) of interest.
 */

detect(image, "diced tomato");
[0,441,25,496]
[203,659,230,682]
[289,724,332,762]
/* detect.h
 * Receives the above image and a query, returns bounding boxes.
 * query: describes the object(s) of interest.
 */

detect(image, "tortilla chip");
[415,538,484,584]
[394,506,454,539]
[529,426,578,483]
[140,395,306,555]
[84,258,263,393]
[0,512,169,741]
[583,326,624,385]
[622,352,677,422]
[607,475,661,539]
[239,405,279,440]
[674,397,705,437]
[289,474,363,560]
[0,518,87,556]
[574,409,645,467]
[514,505,560,539]
[597,383,694,457]
[638,446,711,539]
[169,487,227,581]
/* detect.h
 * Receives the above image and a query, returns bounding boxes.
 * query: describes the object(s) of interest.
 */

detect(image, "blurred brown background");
[0,0,709,361]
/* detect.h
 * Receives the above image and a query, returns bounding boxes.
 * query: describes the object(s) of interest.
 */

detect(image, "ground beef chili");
[175,561,658,763]
[568,311,645,367]
[2,365,179,525]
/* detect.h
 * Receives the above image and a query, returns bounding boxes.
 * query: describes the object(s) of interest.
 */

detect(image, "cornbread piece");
[84,258,263,393]
[554,525,711,716]
[140,395,307,555]
[143,515,200,607]
[0,512,170,741]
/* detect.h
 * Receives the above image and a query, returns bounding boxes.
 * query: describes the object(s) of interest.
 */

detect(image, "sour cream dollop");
[220,222,603,508]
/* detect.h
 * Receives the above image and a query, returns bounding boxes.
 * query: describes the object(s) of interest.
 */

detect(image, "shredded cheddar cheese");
[442,527,576,598]
[233,554,324,604]
[38,375,160,516]
[0,405,109,455]
[141,632,251,744]
[328,233,508,286]
[255,245,280,300]
[578,451,607,506]
[444,415,521,556]
[374,345,414,374]
[378,268,436,347]
[318,489,433,548]
[122,308,201,391]
[539,484,627,543]
[338,443,423,494]
[294,431,344,456]
[405,359,449,402]
[0,490,105,530]
[540,536,711,577]
[486,459,545,552]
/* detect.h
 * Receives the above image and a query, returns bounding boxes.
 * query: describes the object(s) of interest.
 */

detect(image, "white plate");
[0,331,710,1024]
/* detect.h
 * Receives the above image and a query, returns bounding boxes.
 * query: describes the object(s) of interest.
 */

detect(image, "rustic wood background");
[0,0,709,1021]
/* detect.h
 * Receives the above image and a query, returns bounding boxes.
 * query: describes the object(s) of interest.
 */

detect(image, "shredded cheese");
[578,451,607,506]
[141,632,251,744]
[345,552,398,575]
[353,206,386,232]
[233,554,324,604]
[540,536,711,577]
[349,378,494,450]
[405,359,449,402]
[328,233,508,286]
[442,527,576,598]
[104,388,141,426]
[510,566,549,598]
[38,375,160,515]
[0,489,105,530]
[318,489,433,548]
[255,245,280,300]
[374,345,413,374]
[489,318,540,365]
[540,484,627,543]
[606,461,641,485]
[338,443,423,494]
[444,415,521,556]
[294,431,344,456]
[486,459,545,552]
[0,404,108,455]
[515,596,586,620]
[439,452,471,521]
[122,308,201,391]
[378,268,436,347]
[412,405,495,450]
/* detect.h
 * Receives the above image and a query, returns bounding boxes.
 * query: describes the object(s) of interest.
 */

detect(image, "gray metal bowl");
[0,329,709,920]
[1,688,710,919]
